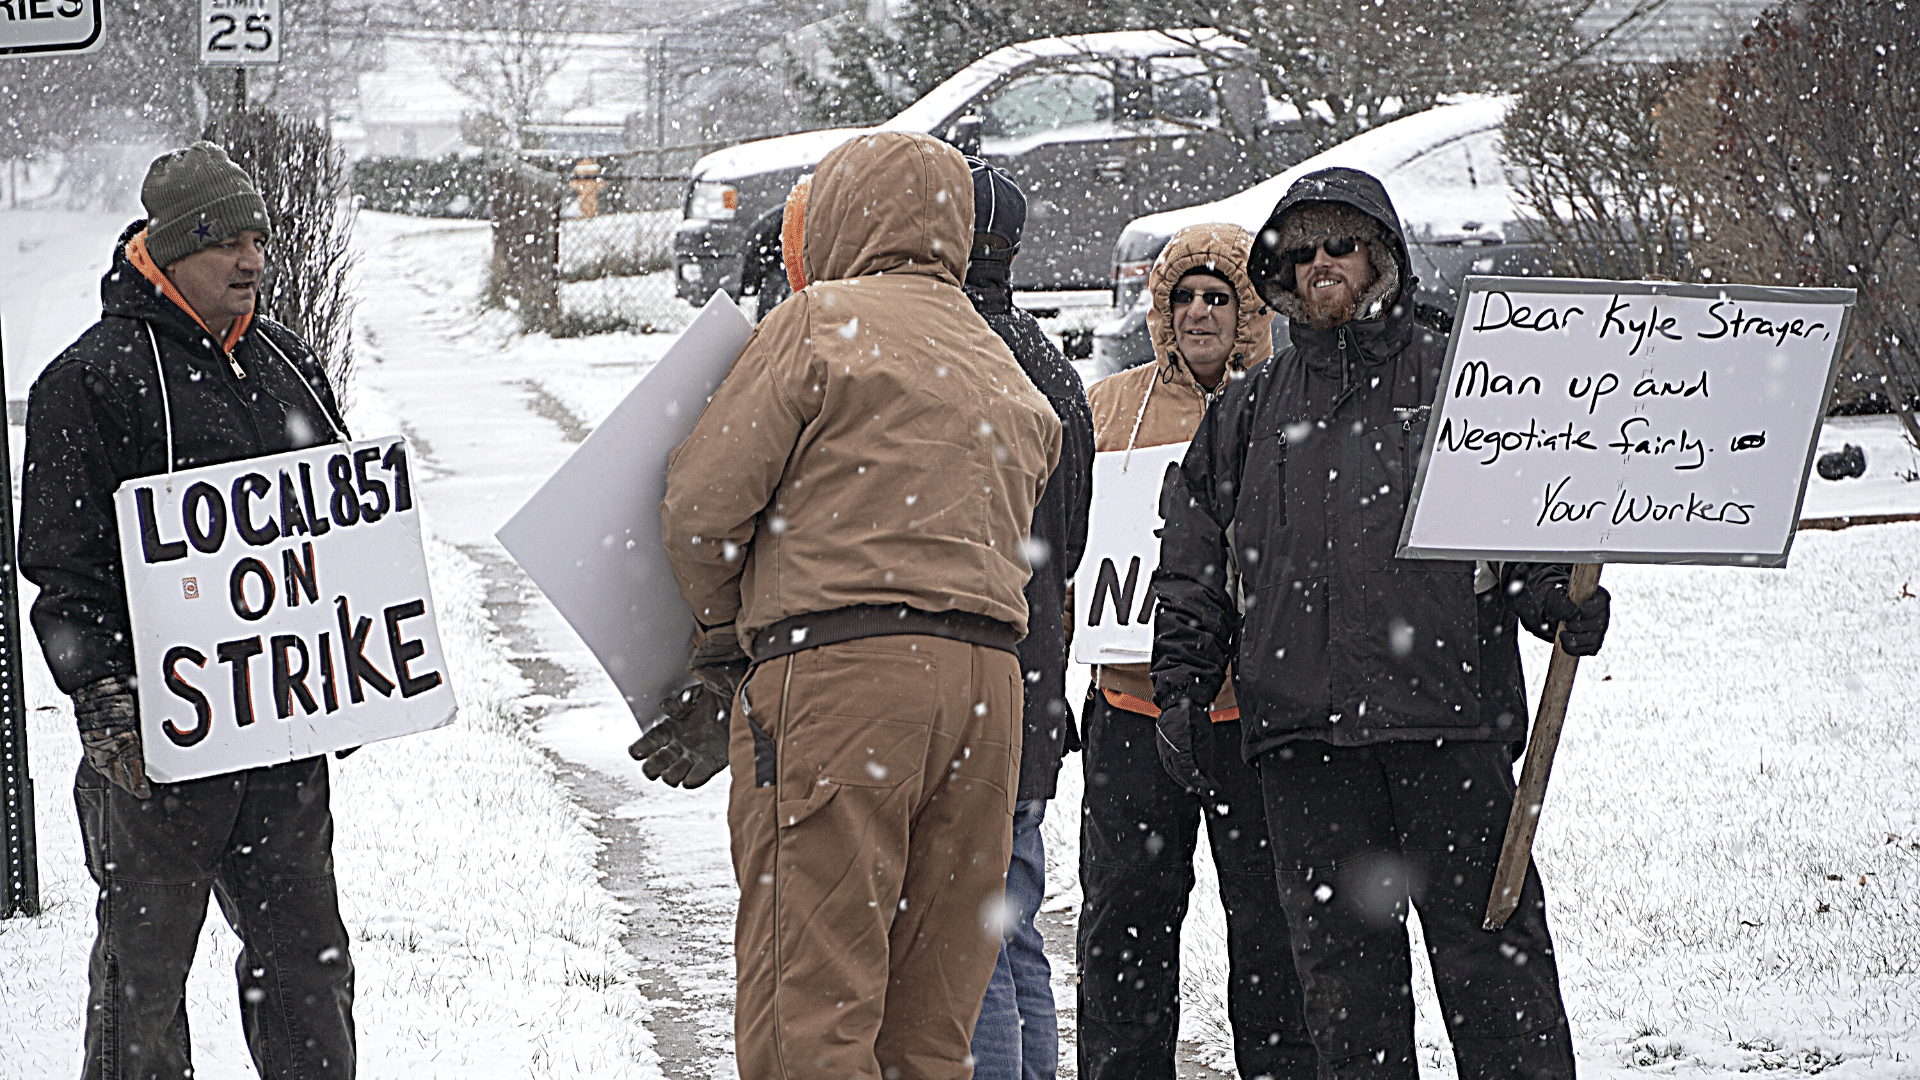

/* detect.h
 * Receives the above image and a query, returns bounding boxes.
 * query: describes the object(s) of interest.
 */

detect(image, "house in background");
[335,31,651,161]
[1577,0,1776,59]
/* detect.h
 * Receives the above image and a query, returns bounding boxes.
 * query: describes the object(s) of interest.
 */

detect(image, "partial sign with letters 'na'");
[1072,442,1189,667]
[114,436,456,783]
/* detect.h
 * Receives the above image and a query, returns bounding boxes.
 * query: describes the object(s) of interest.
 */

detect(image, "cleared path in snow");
[349,212,736,1078]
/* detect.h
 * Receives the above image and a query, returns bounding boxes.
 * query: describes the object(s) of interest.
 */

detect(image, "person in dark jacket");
[1151,167,1612,1080]
[20,142,355,1080]
[961,157,1094,1080]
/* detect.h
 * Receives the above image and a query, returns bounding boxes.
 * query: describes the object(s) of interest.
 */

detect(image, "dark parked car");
[672,29,1313,306]
[1091,96,1551,376]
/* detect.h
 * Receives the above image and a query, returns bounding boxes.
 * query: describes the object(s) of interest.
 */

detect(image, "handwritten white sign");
[1072,442,1188,666]
[1398,277,1854,567]
[115,436,457,783]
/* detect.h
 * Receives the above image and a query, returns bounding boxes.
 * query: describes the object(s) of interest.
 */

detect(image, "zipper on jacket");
[222,347,246,380]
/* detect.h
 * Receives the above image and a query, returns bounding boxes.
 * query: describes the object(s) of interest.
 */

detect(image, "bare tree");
[1504,0,1920,415]
[1684,0,1920,414]
[216,106,360,397]
[1504,62,1702,281]
[1172,0,1674,157]
[422,0,593,147]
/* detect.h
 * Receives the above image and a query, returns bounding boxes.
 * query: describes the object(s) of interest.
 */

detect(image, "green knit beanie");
[141,142,271,269]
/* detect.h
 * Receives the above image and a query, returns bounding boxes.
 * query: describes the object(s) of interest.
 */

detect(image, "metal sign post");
[0,315,39,919]
[0,0,110,922]
[200,0,280,137]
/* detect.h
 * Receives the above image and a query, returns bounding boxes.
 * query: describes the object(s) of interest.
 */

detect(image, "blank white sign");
[1398,277,1853,567]
[497,292,754,723]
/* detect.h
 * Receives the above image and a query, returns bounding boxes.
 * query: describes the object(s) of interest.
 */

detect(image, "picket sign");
[114,436,456,783]
[1399,277,1854,565]
[497,292,755,725]
[1071,442,1189,667]
[1394,276,1854,929]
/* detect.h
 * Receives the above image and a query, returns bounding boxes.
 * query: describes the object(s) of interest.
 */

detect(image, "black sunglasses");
[1170,287,1234,307]
[1284,236,1363,264]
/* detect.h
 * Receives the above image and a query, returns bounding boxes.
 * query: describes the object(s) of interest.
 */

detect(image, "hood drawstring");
[146,322,346,496]
[145,321,176,493]
[1121,365,1159,470]
[257,331,347,444]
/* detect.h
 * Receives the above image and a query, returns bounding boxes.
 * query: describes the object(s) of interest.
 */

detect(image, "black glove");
[689,624,750,699]
[628,683,732,788]
[73,676,150,799]
[1154,699,1216,799]
[1541,584,1611,656]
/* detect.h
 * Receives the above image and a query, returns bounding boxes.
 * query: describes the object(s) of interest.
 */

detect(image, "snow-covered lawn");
[4,203,1917,1079]
[0,538,662,1078]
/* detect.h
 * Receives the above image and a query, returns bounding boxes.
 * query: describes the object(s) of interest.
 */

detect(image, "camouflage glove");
[73,676,151,799]
[628,683,732,789]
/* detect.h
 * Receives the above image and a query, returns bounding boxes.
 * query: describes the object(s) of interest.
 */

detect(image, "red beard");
[1300,279,1362,331]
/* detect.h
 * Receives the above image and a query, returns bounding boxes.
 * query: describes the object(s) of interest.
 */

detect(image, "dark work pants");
[1257,740,1575,1080]
[1078,694,1314,1080]
[74,755,355,1080]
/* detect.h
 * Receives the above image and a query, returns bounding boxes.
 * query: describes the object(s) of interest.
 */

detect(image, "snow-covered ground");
[2,206,1916,1079]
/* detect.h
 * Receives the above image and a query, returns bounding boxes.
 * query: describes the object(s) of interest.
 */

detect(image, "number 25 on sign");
[200,0,278,65]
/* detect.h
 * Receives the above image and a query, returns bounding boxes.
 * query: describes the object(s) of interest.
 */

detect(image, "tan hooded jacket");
[1085,223,1274,714]
[661,132,1062,652]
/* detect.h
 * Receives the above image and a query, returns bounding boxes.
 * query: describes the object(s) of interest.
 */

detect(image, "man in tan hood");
[1077,223,1315,1080]
[660,131,1062,1080]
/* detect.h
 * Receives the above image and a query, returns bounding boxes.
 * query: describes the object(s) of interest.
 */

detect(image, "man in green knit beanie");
[19,142,355,1080]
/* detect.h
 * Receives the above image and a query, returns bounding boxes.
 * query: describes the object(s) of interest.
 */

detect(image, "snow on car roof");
[693,29,1237,181]
[693,126,877,183]
[1124,96,1518,241]
[880,28,1236,134]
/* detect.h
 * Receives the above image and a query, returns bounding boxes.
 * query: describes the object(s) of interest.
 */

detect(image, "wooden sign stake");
[1484,562,1603,931]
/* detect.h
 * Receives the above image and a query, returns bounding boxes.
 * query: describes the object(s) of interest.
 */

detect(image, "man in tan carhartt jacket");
[1077,224,1316,1080]
[661,131,1062,1080]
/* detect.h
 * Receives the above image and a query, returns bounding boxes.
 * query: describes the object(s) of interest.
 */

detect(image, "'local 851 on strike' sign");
[113,436,456,783]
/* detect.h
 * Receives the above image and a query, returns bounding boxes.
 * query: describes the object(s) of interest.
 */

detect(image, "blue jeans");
[971,799,1056,1080]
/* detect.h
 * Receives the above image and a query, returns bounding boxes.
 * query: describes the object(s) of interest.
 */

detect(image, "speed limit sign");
[200,0,280,65]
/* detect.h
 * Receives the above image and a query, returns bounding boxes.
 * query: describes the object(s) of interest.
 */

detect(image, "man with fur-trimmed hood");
[1078,223,1315,1080]
[1151,168,1611,1079]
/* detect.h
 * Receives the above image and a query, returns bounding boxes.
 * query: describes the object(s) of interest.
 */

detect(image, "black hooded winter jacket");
[21,220,350,695]
[1151,169,1572,760]
[965,257,1095,799]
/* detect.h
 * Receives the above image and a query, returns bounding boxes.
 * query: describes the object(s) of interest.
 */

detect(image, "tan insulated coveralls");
[661,130,1062,1080]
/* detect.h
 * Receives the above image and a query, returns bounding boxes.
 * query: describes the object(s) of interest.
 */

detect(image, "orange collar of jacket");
[126,230,253,353]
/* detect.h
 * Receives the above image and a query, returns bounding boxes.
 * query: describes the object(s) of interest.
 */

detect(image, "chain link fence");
[554,168,689,336]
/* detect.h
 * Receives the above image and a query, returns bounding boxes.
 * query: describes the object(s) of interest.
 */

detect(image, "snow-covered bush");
[216,105,359,399]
